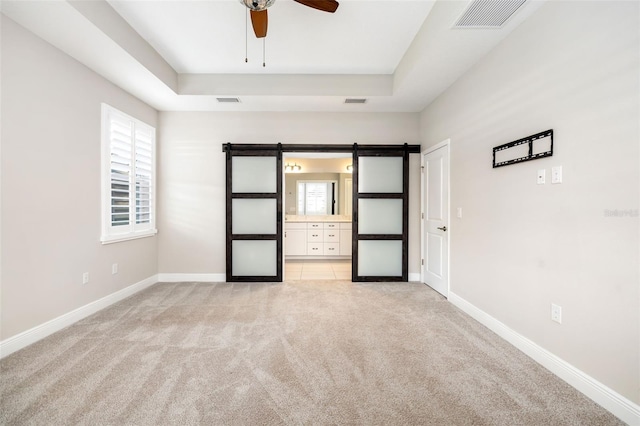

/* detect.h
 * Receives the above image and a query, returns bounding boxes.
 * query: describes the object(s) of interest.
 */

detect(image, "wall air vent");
[216,97,240,103]
[345,98,367,104]
[454,0,527,28]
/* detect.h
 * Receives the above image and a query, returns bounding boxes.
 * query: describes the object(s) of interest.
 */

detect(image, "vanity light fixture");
[346,164,353,172]
[285,163,301,172]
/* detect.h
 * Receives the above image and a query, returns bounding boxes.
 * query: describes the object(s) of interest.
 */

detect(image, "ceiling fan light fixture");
[239,0,275,12]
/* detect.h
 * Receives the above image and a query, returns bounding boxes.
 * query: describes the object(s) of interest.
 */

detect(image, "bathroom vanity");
[284,215,352,259]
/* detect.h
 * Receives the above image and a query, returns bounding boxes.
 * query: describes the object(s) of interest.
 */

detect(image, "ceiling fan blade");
[250,9,268,38]
[293,0,339,13]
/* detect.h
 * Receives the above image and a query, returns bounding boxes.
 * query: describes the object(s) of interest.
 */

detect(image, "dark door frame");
[352,144,411,282]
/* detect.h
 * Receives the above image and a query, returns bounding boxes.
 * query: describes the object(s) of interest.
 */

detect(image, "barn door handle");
[437,226,447,232]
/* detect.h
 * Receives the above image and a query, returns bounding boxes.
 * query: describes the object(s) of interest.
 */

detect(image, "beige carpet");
[0,281,623,425]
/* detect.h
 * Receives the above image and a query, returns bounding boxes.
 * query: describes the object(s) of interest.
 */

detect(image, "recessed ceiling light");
[345,98,367,104]
[216,97,240,103]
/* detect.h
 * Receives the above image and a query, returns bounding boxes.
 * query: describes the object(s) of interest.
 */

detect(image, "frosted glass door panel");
[232,240,277,276]
[358,157,403,193]
[232,199,276,234]
[232,157,276,193]
[358,241,402,276]
[358,199,402,234]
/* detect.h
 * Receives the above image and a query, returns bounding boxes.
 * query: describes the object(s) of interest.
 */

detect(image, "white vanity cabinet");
[285,220,352,258]
[284,222,307,256]
[323,223,340,256]
[307,222,332,255]
[339,222,352,256]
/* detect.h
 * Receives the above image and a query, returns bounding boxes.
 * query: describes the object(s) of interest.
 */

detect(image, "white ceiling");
[1,0,545,112]
[108,0,434,75]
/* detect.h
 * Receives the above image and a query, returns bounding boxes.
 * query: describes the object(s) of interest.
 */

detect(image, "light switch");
[537,169,546,185]
[457,207,462,219]
[552,166,562,184]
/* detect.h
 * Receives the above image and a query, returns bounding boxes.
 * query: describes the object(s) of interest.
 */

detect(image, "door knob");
[437,226,447,232]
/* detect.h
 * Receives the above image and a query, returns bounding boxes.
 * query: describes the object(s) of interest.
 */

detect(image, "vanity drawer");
[307,230,323,242]
[307,243,323,254]
[285,222,307,230]
[308,222,323,230]
[323,222,339,230]
[323,230,339,242]
[323,243,340,256]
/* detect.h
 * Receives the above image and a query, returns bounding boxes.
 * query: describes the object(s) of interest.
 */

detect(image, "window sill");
[101,229,158,245]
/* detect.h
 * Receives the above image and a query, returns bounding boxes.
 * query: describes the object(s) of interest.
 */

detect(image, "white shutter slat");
[110,178,129,185]
[112,150,131,161]
[111,142,132,153]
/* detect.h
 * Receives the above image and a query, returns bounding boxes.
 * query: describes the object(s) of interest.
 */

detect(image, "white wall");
[1,16,158,340]
[420,1,639,404]
[157,112,422,276]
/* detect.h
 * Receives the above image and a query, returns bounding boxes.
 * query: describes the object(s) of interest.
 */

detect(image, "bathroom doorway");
[283,153,353,281]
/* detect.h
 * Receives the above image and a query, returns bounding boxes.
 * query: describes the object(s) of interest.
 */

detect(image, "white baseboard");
[157,273,226,283]
[408,273,421,282]
[448,291,640,425]
[0,274,158,359]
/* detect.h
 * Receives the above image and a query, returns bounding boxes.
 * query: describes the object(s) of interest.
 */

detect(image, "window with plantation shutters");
[101,104,157,243]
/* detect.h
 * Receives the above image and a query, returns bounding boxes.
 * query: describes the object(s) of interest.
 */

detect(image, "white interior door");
[422,144,449,296]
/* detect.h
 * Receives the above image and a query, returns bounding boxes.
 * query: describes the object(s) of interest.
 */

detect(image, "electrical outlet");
[82,272,89,285]
[112,263,118,275]
[552,166,562,184]
[551,303,562,324]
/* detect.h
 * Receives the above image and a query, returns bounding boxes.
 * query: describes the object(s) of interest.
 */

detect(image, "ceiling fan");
[239,0,339,38]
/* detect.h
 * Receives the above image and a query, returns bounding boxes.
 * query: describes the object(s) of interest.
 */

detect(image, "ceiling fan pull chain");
[245,9,248,63]
[263,38,266,67]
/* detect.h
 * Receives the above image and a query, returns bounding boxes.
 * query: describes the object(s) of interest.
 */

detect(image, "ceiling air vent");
[216,97,240,103]
[454,0,527,28]
[345,98,367,104]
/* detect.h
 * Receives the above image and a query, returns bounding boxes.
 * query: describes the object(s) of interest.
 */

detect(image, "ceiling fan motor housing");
[239,0,275,12]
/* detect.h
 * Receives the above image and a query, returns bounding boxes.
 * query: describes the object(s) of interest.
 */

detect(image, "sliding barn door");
[352,145,409,282]
[224,144,282,282]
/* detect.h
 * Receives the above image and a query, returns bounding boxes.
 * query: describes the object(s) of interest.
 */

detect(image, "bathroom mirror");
[284,156,353,216]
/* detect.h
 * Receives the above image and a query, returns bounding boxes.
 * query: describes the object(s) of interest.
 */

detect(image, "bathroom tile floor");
[284,259,352,281]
